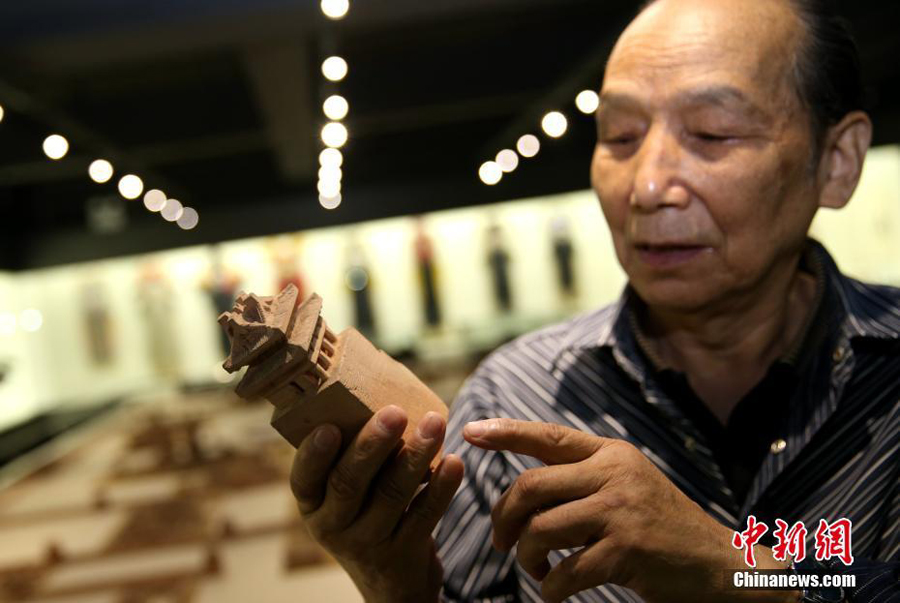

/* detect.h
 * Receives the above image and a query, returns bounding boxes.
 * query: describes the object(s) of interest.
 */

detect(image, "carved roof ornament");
[218,285,299,373]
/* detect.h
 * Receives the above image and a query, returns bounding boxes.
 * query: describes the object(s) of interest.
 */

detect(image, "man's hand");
[291,405,464,603]
[464,419,795,603]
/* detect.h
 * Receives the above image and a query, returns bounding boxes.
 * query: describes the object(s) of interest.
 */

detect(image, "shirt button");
[832,347,845,363]
[684,436,696,452]
[770,439,787,454]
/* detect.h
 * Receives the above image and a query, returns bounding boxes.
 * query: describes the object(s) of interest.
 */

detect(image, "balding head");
[609,0,804,128]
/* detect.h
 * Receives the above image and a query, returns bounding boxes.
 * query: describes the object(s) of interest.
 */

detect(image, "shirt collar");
[817,239,900,342]
[557,295,625,353]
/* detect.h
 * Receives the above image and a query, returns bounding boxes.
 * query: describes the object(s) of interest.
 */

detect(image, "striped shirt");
[436,240,900,602]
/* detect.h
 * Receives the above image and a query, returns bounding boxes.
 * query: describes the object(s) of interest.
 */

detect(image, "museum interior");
[0,0,898,601]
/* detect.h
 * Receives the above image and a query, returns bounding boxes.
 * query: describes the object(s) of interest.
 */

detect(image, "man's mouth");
[635,243,705,251]
[634,243,710,267]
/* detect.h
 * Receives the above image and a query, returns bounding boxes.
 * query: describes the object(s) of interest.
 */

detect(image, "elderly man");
[290,0,900,601]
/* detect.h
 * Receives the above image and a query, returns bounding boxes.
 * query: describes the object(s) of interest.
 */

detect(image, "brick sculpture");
[218,284,447,464]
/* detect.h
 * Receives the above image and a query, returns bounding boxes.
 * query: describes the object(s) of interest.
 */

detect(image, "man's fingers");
[353,412,448,541]
[514,498,607,581]
[491,463,601,551]
[463,419,606,465]
[540,540,617,603]
[314,405,408,533]
[398,454,464,541]
[291,424,343,515]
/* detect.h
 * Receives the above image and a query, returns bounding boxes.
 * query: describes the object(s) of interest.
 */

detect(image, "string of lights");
[0,99,204,336]
[317,0,351,211]
[478,89,601,186]
[0,104,200,231]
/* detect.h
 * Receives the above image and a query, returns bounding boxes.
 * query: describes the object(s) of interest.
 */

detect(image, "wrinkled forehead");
[603,0,802,103]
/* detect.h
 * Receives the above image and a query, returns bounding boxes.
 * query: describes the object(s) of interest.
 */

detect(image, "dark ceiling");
[0,0,898,270]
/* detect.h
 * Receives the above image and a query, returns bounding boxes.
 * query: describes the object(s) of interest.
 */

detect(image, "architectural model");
[218,284,448,461]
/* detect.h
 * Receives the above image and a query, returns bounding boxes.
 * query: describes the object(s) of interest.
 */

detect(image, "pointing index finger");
[463,418,605,465]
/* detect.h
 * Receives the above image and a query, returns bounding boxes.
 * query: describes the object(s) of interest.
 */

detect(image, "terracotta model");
[218,284,447,463]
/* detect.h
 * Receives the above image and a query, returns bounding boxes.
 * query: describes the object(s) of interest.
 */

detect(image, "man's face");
[593,0,821,312]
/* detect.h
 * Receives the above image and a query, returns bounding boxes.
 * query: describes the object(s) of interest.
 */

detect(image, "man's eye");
[693,132,733,142]
[604,135,638,145]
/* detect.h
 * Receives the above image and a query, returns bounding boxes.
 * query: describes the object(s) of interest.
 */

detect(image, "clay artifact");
[218,284,448,465]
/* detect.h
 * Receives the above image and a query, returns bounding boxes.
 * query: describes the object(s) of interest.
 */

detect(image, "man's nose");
[630,127,690,211]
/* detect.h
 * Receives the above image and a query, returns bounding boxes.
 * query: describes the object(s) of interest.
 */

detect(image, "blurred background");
[0,1,898,601]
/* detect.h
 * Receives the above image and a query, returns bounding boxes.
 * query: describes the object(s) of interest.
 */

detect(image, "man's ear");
[817,111,873,210]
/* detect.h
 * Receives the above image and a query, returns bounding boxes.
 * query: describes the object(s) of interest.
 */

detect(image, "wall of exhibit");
[0,144,898,431]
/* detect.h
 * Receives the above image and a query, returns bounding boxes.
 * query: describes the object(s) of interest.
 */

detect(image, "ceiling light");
[118,174,144,200]
[478,161,502,185]
[319,148,343,168]
[0,105,5,123]
[143,189,167,212]
[318,166,342,183]
[542,112,568,138]
[323,95,349,120]
[88,159,114,183]
[177,207,199,230]
[161,198,184,222]
[43,134,69,160]
[321,122,348,148]
[319,194,342,210]
[317,179,341,198]
[20,309,43,333]
[346,267,369,292]
[496,149,519,173]
[321,0,350,20]
[517,134,541,158]
[322,56,348,82]
[576,90,600,114]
